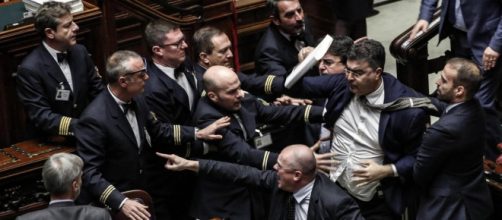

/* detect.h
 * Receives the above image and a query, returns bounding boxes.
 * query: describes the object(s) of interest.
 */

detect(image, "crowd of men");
[15,0,501,220]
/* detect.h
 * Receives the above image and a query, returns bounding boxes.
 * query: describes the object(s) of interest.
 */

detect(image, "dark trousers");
[352,191,400,220]
[449,28,502,160]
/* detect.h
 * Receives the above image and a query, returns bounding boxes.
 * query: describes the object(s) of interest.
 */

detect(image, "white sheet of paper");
[284,34,334,89]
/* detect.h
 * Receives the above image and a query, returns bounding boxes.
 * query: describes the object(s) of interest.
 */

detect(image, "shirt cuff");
[119,197,128,210]
[194,127,199,141]
[391,164,399,177]
[203,142,209,155]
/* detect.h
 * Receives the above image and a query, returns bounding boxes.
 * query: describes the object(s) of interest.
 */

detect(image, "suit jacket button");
[139,169,143,174]
[73,104,77,108]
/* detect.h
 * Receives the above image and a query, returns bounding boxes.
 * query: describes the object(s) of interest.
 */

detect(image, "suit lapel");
[106,92,138,146]
[152,64,191,112]
[238,107,256,141]
[39,46,72,91]
[67,48,80,97]
[306,176,320,220]
[134,99,147,150]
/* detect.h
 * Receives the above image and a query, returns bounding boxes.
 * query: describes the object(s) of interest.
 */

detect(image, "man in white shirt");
[16,1,103,144]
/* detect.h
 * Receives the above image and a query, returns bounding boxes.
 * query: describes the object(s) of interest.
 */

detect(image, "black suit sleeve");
[197,113,278,170]
[254,99,324,125]
[16,66,77,136]
[76,116,126,210]
[413,124,452,186]
[199,159,277,190]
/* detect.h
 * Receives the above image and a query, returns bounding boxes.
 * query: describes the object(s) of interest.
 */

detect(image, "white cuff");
[391,164,399,177]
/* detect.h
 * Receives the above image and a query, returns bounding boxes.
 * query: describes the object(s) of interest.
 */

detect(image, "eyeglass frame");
[344,66,376,78]
[123,68,147,78]
[159,37,186,49]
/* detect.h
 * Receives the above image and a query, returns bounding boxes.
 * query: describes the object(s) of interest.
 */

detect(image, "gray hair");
[106,50,142,84]
[35,1,72,38]
[42,153,83,196]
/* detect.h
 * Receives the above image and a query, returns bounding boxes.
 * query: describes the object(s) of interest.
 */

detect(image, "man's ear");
[455,85,465,97]
[118,76,129,88]
[45,28,56,40]
[152,46,162,57]
[207,91,218,103]
[293,171,302,181]
[200,52,210,65]
[374,67,383,79]
[72,179,79,192]
[272,16,280,26]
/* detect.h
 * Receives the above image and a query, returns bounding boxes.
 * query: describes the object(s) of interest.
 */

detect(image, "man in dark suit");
[190,65,324,220]
[410,0,502,162]
[16,1,103,143]
[157,144,364,220]
[414,58,493,219]
[265,39,427,219]
[255,0,314,77]
[17,153,111,220]
[142,20,204,220]
[76,50,229,220]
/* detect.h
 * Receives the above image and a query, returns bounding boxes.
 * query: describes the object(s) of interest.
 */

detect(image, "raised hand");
[196,116,231,140]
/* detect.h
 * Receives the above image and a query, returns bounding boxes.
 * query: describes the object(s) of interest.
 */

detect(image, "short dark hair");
[144,20,179,50]
[448,58,483,100]
[42,153,83,196]
[267,0,296,18]
[106,50,142,84]
[347,39,386,71]
[193,26,224,59]
[34,1,72,38]
[326,35,353,65]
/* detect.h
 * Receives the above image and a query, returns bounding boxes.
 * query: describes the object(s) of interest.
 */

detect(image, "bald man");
[191,66,324,219]
[157,145,363,220]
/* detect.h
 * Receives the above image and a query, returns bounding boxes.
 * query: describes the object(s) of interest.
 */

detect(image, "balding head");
[274,144,316,192]
[204,66,244,111]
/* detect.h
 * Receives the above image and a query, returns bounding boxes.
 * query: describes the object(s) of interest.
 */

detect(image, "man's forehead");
[347,59,370,68]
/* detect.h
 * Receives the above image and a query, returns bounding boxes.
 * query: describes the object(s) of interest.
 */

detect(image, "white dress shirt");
[43,41,73,91]
[330,80,385,201]
[154,63,195,110]
[108,85,141,148]
[293,179,315,220]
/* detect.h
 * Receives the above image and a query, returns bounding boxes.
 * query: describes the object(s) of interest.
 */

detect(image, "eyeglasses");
[160,37,186,49]
[319,58,343,67]
[344,67,373,78]
[124,68,147,78]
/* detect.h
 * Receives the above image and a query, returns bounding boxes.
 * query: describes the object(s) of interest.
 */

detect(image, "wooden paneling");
[0,1,103,147]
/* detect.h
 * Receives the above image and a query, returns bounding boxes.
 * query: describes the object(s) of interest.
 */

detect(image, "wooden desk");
[0,140,74,219]
[0,1,103,147]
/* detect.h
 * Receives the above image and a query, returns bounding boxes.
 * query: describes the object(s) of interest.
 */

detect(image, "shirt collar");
[49,199,74,205]
[364,79,385,105]
[154,62,176,80]
[445,102,463,114]
[43,41,64,63]
[107,85,128,105]
[293,178,315,204]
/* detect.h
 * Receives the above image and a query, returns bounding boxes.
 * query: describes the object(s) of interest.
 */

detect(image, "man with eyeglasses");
[75,50,229,220]
[255,39,427,219]
[141,20,208,220]
[16,1,103,144]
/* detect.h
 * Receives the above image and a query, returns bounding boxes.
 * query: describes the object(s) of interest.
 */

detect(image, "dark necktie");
[359,96,438,112]
[287,194,296,220]
[56,52,67,63]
